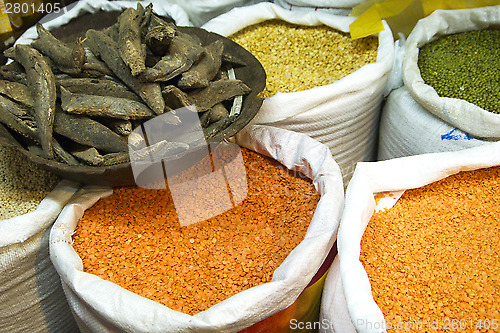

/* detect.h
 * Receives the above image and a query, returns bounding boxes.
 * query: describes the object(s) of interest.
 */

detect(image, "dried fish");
[52,139,80,165]
[97,118,133,136]
[178,40,224,89]
[85,29,165,115]
[102,23,119,42]
[127,131,144,150]
[140,32,204,82]
[200,103,229,126]
[0,61,27,83]
[135,2,146,18]
[144,13,176,55]
[0,94,34,125]
[188,79,251,112]
[222,52,247,68]
[82,52,114,77]
[31,24,86,75]
[58,77,141,102]
[0,80,34,107]
[53,107,128,153]
[72,146,105,166]
[0,97,79,165]
[203,115,235,140]
[102,151,130,166]
[5,44,57,159]
[140,3,153,30]
[199,111,210,128]
[118,7,146,76]
[213,69,229,81]
[162,85,194,110]
[129,139,189,163]
[60,87,156,120]
[0,97,37,141]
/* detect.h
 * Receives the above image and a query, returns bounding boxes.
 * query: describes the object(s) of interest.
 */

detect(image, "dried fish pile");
[0,3,252,168]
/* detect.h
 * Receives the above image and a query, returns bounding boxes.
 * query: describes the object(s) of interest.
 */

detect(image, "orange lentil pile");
[361,166,500,333]
[72,148,320,315]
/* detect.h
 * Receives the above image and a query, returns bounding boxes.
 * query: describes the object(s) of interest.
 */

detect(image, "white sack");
[165,0,267,27]
[15,0,192,45]
[320,142,500,333]
[276,0,367,9]
[378,86,493,160]
[0,180,80,332]
[273,0,352,15]
[403,5,500,139]
[49,125,344,333]
[202,2,395,186]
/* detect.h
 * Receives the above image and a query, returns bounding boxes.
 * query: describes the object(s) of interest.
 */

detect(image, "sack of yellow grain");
[49,125,344,332]
[202,2,395,186]
[0,178,79,332]
[320,142,500,333]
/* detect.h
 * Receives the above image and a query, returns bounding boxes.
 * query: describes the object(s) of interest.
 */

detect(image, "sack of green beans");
[0,147,79,332]
[49,125,344,332]
[377,86,491,160]
[401,5,500,140]
[202,2,395,186]
[320,142,500,333]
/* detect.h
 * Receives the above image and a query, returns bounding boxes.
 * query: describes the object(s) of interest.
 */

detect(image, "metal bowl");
[0,11,266,186]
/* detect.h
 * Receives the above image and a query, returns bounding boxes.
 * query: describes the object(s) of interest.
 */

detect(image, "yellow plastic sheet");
[349,0,500,39]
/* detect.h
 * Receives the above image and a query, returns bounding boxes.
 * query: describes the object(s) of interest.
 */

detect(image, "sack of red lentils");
[402,5,500,140]
[202,2,395,186]
[377,86,492,160]
[320,142,500,333]
[49,125,344,332]
[0,175,80,332]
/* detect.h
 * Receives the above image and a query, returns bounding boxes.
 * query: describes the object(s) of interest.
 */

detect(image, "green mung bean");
[418,29,500,114]
[0,147,59,220]
[229,20,378,97]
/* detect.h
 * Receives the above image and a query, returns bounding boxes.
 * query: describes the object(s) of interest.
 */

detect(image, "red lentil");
[73,148,320,315]
[361,166,500,333]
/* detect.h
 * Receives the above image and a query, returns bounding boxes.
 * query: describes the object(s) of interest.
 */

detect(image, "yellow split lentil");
[229,19,378,97]
[72,148,320,315]
[360,166,500,333]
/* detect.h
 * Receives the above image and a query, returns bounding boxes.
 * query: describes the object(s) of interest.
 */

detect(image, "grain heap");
[0,147,59,220]
[72,148,320,315]
[418,29,500,114]
[230,20,378,97]
[360,166,500,332]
